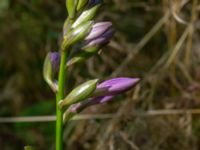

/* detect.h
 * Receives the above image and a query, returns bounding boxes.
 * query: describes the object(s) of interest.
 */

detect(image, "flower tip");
[93,78,99,83]
[131,78,140,85]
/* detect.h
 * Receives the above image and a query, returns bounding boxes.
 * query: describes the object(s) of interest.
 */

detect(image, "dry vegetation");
[0,0,200,149]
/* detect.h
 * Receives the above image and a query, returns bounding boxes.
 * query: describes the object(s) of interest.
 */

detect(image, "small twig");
[1,109,200,123]
[0,114,114,123]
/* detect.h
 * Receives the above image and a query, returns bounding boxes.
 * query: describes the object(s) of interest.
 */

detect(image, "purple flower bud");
[83,22,114,49]
[86,22,112,41]
[50,52,60,73]
[94,77,140,96]
[66,77,140,113]
[63,95,113,122]
[69,95,114,113]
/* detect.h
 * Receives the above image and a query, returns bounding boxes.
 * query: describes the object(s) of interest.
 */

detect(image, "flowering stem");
[56,51,68,150]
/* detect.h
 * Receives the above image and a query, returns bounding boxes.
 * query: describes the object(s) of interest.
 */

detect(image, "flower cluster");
[61,78,140,122]
[43,0,140,123]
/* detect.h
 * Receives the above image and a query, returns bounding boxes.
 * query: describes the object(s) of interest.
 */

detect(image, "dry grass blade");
[164,27,189,69]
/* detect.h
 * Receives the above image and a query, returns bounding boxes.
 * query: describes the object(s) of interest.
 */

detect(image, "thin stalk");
[56,51,68,150]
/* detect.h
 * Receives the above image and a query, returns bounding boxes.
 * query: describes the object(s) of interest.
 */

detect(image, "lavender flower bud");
[86,22,112,41]
[83,22,115,51]
[77,95,114,112]
[50,52,60,73]
[43,52,60,92]
[93,77,140,96]
[58,79,98,109]
[63,95,113,122]
[66,22,114,66]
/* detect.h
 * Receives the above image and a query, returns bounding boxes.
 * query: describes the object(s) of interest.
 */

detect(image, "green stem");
[56,51,68,150]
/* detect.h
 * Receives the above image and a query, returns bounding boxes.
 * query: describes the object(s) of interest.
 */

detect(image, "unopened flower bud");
[72,4,101,28]
[66,22,114,65]
[86,22,112,41]
[83,22,114,50]
[50,52,60,73]
[62,21,93,50]
[94,77,140,96]
[76,0,88,11]
[43,52,60,92]
[58,79,98,109]
[66,0,78,19]
[76,95,114,112]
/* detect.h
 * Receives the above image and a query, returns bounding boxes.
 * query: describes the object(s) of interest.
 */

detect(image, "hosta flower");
[74,77,140,110]
[84,21,114,48]
[71,95,114,113]
[43,52,60,92]
[63,77,140,122]
[94,77,140,96]
[66,22,114,66]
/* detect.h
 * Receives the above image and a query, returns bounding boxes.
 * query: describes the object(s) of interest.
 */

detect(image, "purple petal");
[50,52,60,72]
[96,77,140,95]
[101,28,115,39]
[85,37,107,47]
[69,95,114,113]
[86,22,112,41]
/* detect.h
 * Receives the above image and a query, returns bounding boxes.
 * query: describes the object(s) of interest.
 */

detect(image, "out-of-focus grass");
[0,0,200,149]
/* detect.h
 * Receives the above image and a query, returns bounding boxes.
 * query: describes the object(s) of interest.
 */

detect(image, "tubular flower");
[93,77,140,96]
[43,52,61,92]
[66,21,114,66]
[63,77,140,122]
[84,21,114,48]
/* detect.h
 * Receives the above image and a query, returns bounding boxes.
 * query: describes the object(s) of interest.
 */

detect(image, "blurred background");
[0,0,200,149]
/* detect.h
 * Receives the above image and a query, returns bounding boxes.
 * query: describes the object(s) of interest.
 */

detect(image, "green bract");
[58,79,98,109]
[62,21,93,50]
[43,53,58,92]
[77,0,88,11]
[72,4,101,28]
[63,108,77,123]
[66,0,78,19]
